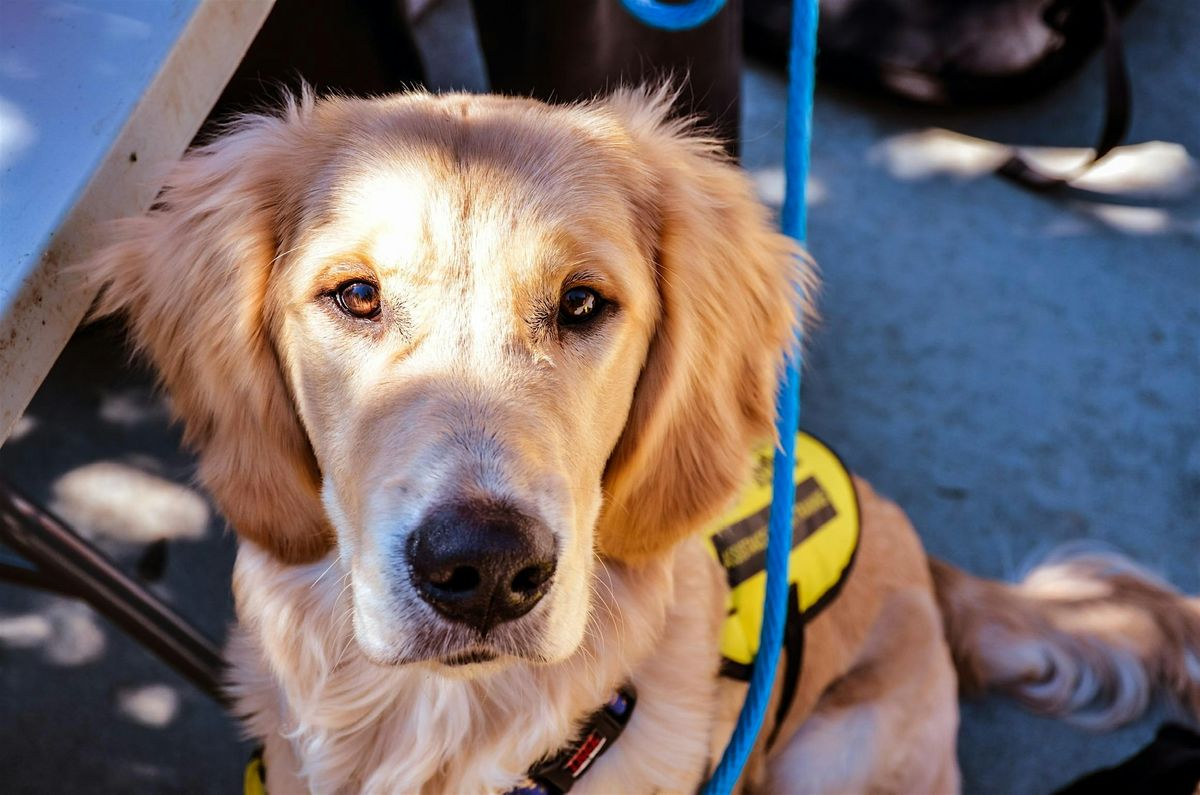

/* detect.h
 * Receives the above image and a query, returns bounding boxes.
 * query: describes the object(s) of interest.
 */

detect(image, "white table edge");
[0,0,275,446]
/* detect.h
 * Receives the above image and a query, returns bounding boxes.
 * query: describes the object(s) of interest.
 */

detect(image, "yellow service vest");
[245,749,267,795]
[702,432,860,676]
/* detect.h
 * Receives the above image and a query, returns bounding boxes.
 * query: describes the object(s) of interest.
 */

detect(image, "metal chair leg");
[0,478,228,707]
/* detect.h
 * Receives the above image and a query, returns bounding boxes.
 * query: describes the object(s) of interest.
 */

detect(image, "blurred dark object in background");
[1053,724,1200,795]
[203,0,743,157]
[746,0,1139,105]
[203,0,427,133]
[744,0,1140,191]
[471,0,744,154]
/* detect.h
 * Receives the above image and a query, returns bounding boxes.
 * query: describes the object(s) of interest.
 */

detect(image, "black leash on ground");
[996,0,1131,192]
[1052,723,1200,795]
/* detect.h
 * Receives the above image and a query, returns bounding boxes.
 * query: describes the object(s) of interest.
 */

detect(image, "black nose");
[408,500,557,635]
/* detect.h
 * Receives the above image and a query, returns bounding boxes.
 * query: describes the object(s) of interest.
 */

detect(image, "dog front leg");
[261,733,309,795]
[765,587,960,795]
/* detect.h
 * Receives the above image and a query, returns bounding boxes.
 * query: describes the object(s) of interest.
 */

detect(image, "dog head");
[90,88,812,670]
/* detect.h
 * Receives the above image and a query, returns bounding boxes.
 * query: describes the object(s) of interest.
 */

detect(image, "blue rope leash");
[620,1,818,792]
[618,0,726,30]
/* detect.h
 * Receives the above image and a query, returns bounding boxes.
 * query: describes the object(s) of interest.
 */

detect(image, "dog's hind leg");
[763,586,961,795]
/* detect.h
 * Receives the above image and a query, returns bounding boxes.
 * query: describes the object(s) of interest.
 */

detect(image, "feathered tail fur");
[931,548,1200,729]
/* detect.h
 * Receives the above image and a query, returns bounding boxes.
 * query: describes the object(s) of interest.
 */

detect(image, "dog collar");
[506,684,638,795]
[243,685,637,795]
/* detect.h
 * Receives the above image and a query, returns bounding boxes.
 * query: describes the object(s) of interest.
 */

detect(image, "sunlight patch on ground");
[1072,143,1198,198]
[870,128,1009,180]
[98,389,170,427]
[1078,204,1173,235]
[6,413,37,442]
[50,461,210,544]
[871,130,1197,200]
[751,168,827,208]
[1042,204,1197,237]
[0,612,53,646]
[0,601,108,665]
[117,683,181,728]
[43,601,106,665]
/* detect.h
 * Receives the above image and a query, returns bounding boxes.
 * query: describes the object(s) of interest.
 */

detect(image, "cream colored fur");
[87,88,1199,794]
[228,538,726,794]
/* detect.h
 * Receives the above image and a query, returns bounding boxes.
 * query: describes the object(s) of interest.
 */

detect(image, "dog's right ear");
[87,99,335,564]
[591,87,817,563]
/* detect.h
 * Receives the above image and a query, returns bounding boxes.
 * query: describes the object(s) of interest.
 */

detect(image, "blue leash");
[617,0,727,30]
[619,1,818,792]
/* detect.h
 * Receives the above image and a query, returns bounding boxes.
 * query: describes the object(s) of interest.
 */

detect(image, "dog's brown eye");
[336,281,381,319]
[559,287,602,325]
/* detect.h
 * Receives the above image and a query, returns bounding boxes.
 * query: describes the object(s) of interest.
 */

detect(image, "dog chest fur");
[229,538,729,794]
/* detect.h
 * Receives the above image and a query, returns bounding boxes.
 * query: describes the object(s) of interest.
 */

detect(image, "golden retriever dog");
[87,87,1200,794]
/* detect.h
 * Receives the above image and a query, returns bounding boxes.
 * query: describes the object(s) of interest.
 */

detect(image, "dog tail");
[930,547,1200,729]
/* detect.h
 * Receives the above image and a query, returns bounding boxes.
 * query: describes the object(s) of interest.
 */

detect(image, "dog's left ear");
[594,88,817,563]
[84,98,338,564]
